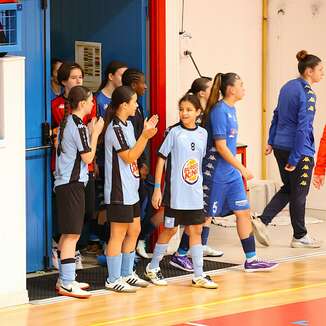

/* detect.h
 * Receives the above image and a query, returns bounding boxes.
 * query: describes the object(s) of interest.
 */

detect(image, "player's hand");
[142,115,158,139]
[240,166,254,180]
[152,188,162,210]
[88,117,104,136]
[285,163,296,172]
[265,144,273,155]
[145,114,159,129]
[313,175,325,189]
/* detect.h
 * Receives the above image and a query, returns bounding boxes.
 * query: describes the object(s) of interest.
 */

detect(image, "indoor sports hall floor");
[1,210,326,326]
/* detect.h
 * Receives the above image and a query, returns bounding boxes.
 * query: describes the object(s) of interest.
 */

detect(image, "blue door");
[16,0,52,272]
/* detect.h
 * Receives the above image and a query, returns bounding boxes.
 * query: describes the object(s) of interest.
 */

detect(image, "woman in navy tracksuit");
[252,50,324,248]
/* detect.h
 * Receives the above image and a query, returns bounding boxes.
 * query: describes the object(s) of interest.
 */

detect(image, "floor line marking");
[89,281,326,325]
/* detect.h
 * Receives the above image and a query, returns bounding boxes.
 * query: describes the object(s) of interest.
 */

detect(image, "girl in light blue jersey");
[145,94,218,289]
[169,77,224,274]
[103,86,158,293]
[54,86,104,298]
[202,73,278,273]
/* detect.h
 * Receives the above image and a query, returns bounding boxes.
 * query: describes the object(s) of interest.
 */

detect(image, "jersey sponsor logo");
[130,161,140,178]
[235,199,248,207]
[182,159,199,184]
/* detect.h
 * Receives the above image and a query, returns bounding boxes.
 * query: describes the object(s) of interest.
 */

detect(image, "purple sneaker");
[169,254,194,272]
[244,258,278,273]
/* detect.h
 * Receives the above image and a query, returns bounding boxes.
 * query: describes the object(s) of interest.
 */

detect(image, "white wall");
[267,0,326,209]
[166,0,263,178]
[0,56,28,307]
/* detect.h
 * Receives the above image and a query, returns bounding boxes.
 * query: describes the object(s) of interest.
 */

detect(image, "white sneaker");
[52,248,59,270]
[75,250,83,270]
[203,245,224,257]
[251,215,270,246]
[123,272,149,288]
[192,274,218,289]
[105,277,137,293]
[136,240,149,259]
[291,234,322,248]
[144,263,167,286]
[56,279,90,291]
[57,282,91,298]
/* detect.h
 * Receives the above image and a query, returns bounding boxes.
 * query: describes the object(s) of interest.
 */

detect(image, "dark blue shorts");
[204,176,250,217]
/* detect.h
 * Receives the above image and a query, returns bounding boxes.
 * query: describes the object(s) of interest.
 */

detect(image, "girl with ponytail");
[104,86,158,293]
[51,62,98,271]
[253,50,324,248]
[203,72,278,273]
[54,86,104,298]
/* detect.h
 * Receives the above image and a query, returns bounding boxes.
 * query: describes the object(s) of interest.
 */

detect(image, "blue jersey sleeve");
[158,128,174,159]
[210,106,227,140]
[288,92,312,166]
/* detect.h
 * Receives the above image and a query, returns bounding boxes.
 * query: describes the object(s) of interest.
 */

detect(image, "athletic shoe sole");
[169,260,194,272]
[291,242,321,248]
[244,263,279,273]
[57,289,91,299]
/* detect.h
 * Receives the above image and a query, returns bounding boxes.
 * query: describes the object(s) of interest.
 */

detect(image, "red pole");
[149,0,166,173]
[149,0,166,250]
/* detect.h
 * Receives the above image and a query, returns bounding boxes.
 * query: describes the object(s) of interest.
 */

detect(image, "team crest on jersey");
[130,161,140,178]
[182,159,199,184]
[229,128,237,138]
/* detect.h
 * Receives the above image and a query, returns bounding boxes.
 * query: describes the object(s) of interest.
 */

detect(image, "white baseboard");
[0,290,29,309]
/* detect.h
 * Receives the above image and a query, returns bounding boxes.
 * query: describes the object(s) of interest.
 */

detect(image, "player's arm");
[118,115,158,164]
[152,157,165,209]
[215,139,253,180]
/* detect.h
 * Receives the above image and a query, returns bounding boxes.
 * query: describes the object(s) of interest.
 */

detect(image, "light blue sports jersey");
[159,123,207,210]
[96,91,111,118]
[204,101,241,183]
[104,117,140,205]
[54,114,91,188]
